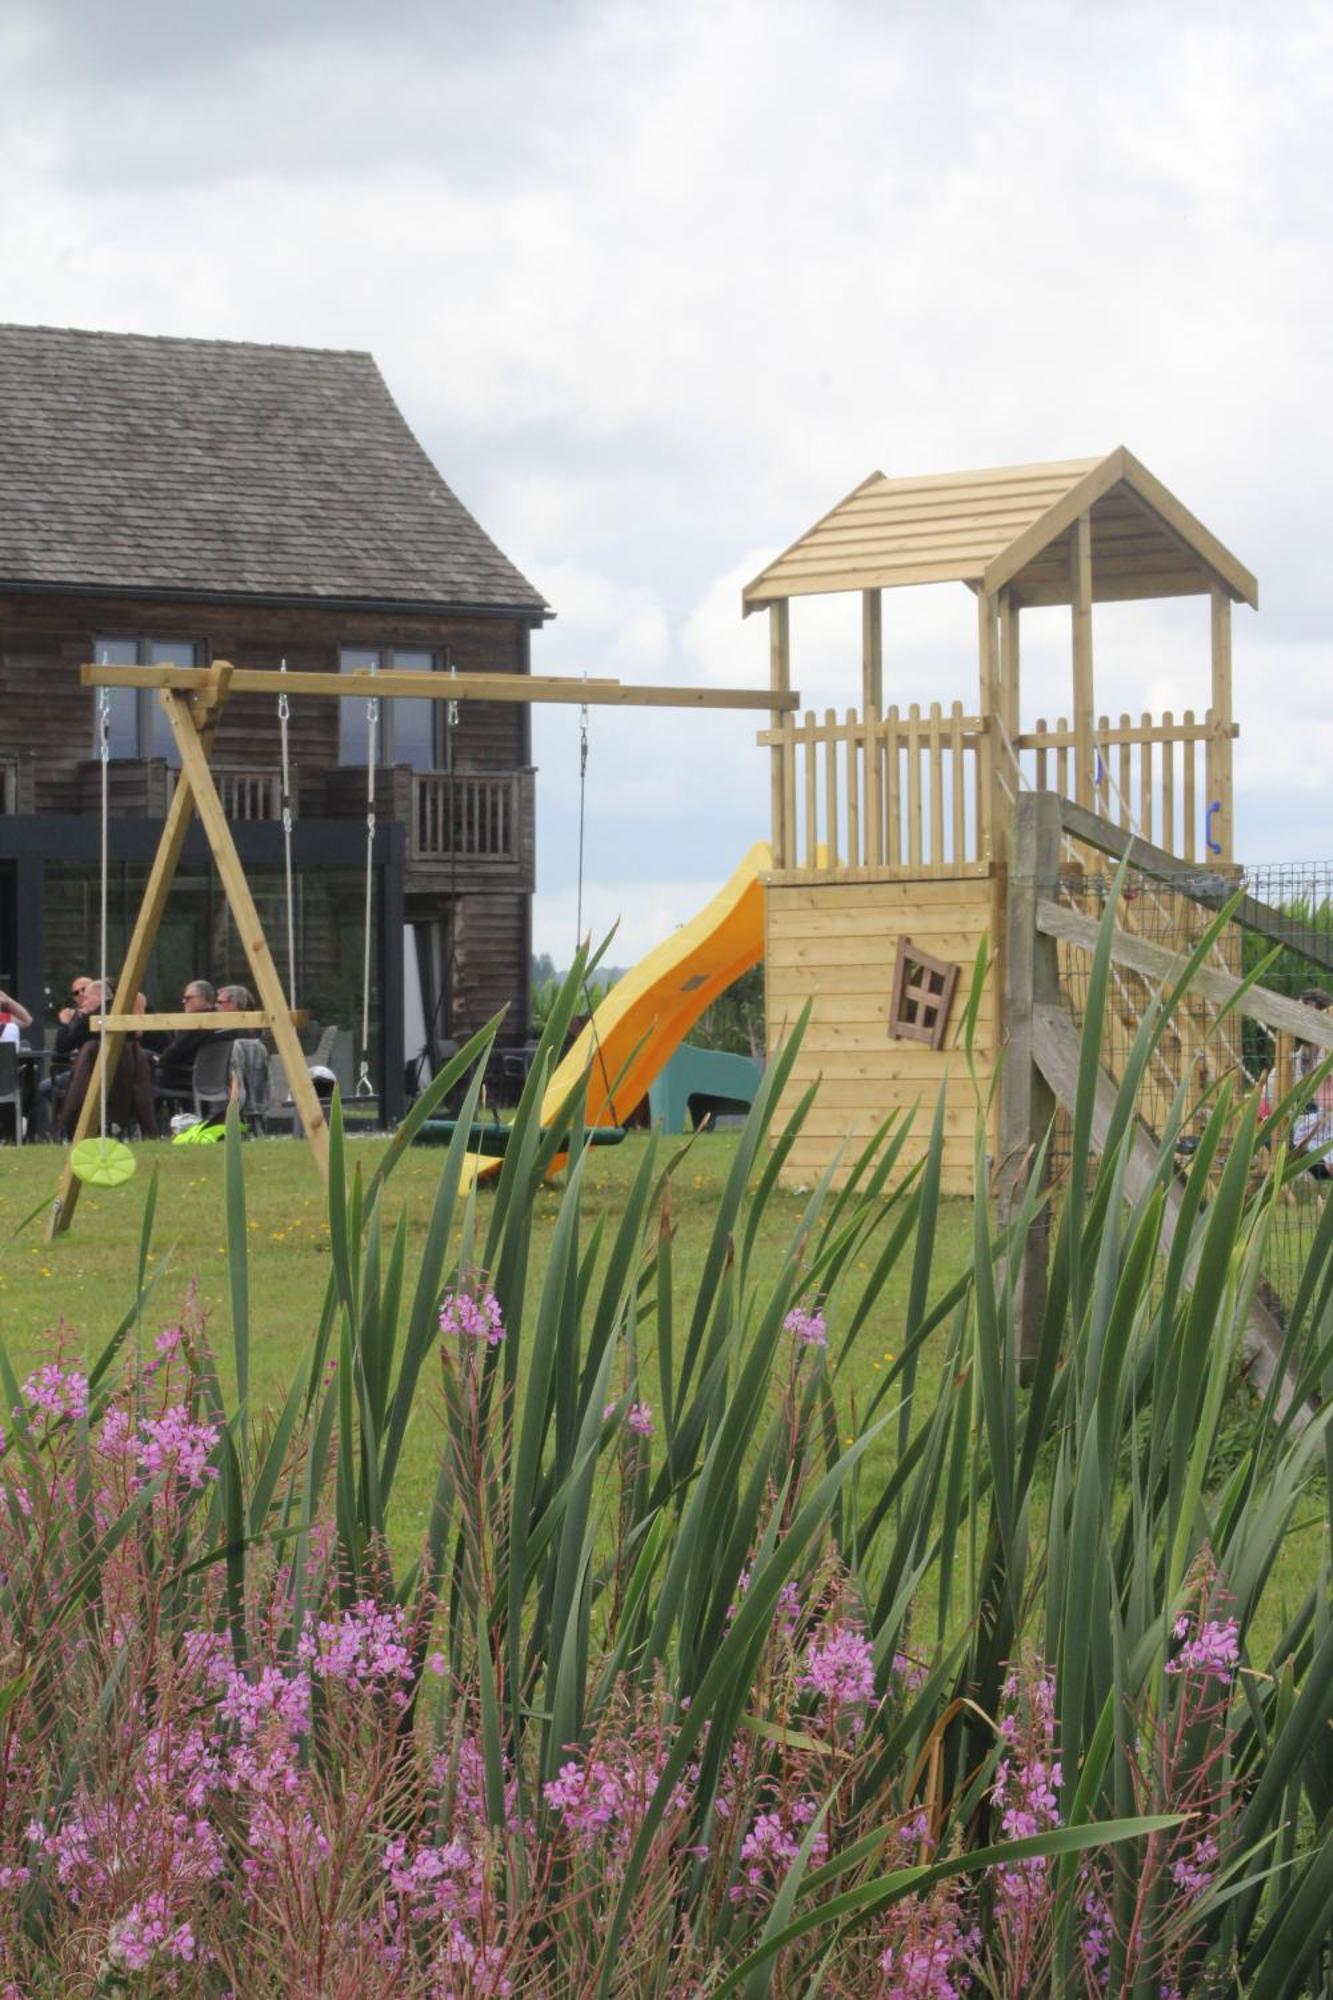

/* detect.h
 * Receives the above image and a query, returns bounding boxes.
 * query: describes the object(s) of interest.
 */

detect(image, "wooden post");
[47,665,237,1238]
[861,588,883,715]
[769,602,791,869]
[162,688,331,1181]
[1210,587,1233,862]
[999,790,1061,1377]
[977,590,1003,862]
[1070,512,1094,810]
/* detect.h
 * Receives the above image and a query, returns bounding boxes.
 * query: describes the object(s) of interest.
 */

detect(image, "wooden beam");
[1069,512,1094,810]
[90,1010,306,1034]
[161,688,331,1182]
[769,602,791,870]
[977,591,1004,862]
[999,793,1061,1374]
[1056,796,1333,976]
[1036,899,1333,1050]
[48,666,234,1237]
[861,589,883,713]
[1029,999,1294,1407]
[80,662,797,712]
[981,452,1124,597]
[1116,448,1258,609]
[1210,587,1234,862]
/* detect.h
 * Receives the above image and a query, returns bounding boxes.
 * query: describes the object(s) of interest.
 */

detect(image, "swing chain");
[277,660,297,1007]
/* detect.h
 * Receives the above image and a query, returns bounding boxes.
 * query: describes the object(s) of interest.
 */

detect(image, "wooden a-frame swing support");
[50,656,796,1239]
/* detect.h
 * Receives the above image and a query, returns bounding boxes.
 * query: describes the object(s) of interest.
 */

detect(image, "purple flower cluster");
[801,1620,876,1725]
[18,1362,89,1425]
[991,1665,1061,1926]
[297,1597,416,1703]
[1166,1616,1239,1682]
[783,1305,827,1348]
[730,1798,826,1902]
[439,1287,505,1346]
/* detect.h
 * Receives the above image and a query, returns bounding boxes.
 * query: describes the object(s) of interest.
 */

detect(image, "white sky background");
[3,0,1331,966]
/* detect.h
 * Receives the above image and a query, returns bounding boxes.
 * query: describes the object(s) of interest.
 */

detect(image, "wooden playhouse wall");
[764,874,998,1196]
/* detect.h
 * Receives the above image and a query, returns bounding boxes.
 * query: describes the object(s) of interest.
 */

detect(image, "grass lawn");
[0,1130,1320,1650]
[0,1131,973,1552]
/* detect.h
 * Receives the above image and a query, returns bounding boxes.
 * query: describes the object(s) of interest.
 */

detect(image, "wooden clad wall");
[765,876,997,1195]
[0,591,532,813]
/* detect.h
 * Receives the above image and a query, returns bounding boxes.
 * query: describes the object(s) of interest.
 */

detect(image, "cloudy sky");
[3,0,1330,962]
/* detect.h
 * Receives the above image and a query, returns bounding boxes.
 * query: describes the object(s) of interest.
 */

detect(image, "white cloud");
[3,0,1332,943]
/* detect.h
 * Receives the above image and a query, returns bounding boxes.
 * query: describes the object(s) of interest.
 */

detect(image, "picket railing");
[412,770,522,864]
[759,703,991,879]
[1016,709,1235,864]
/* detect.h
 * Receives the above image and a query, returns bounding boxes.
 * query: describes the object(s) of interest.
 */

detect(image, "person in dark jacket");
[153,978,221,1099]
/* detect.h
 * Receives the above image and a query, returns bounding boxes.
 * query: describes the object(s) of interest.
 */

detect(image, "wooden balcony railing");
[411,770,524,864]
[759,704,992,880]
[167,765,289,822]
[1015,710,1237,864]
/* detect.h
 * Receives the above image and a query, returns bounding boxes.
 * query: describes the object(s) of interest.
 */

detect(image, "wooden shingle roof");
[743,448,1257,612]
[0,323,549,617]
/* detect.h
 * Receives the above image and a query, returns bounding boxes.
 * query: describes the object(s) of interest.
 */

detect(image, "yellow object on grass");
[461,842,772,1192]
[69,1137,137,1187]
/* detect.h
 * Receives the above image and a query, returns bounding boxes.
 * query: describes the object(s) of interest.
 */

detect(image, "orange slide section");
[465,843,769,1184]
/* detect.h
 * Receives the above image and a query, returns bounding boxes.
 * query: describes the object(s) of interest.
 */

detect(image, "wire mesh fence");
[1050,854,1333,1321]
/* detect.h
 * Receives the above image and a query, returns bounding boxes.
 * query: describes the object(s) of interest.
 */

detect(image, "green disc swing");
[69,683,137,1189]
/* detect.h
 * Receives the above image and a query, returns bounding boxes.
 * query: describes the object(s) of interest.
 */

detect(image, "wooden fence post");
[999,790,1062,1377]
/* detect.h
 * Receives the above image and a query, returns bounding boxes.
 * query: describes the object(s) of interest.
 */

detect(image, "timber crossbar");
[90,1011,308,1034]
[79,663,796,712]
[1056,797,1333,976]
[1036,900,1333,1053]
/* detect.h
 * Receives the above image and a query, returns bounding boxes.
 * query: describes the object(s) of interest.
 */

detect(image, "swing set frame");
[51,655,795,1239]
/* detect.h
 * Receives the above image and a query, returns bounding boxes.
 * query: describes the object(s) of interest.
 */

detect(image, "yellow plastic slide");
[464,843,770,1185]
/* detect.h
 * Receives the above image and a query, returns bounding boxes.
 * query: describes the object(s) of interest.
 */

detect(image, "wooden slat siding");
[803,711,818,872]
[845,709,860,868]
[950,702,966,862]
[928,703,945,872]
[1117,715,1131,831]
[824,710,839,870]
[765,874,996,1194]
[865,705,883,868]
[1158,711,1173,854]
[1183,711,1196,861]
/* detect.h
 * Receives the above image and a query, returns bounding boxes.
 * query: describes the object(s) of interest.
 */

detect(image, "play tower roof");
[743,447,1257,613]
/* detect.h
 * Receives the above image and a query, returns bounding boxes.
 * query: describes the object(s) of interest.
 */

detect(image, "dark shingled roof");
[0,323,549,616]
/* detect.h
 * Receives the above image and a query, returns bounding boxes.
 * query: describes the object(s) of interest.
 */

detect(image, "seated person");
[0,985,33,1044]
[152,978,223,1100]
[61,1035,157,1142]
[218,983,254,1013]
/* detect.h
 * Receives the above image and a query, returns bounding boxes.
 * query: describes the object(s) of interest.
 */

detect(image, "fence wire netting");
[1050,856,1333,1322]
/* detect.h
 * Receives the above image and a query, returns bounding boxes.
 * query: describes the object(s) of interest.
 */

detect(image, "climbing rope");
[569,684,620,1127]
[69,675,136,1187]
[356,662,379,1098]
[277,659,297,1009]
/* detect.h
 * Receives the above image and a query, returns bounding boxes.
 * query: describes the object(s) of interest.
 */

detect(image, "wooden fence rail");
[412,771,521,863]
[1016,709,1236,863]
[758,703,991,879]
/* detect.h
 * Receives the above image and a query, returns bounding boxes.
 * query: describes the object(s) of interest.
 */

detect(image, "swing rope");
[571,689,620,1128]
[356,664,379,1098]
[277,659,297,1009]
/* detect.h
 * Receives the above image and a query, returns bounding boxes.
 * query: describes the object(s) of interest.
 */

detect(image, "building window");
[94,638,198,764]
[339,648,438,771]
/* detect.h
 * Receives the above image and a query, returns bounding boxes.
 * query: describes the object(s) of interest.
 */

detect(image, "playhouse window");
[888,937,959,1052]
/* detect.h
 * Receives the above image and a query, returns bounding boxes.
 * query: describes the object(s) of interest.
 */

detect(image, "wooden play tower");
[746,448,1258,1195]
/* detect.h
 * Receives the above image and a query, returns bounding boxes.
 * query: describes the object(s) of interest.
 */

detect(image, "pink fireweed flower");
[730,1799,826,1902]
[105,1894,196,1974]
[801,1621,876,1724]
[1166,1617,1240,1682]
[439,1287,504,1345]
[19,1362,89,1424]
[136,1406,221,1488]
[297,1598,416,1702]
[783,1305,827,1348]
[627,1402,654,1437]
[1172,1831,1219,1899]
